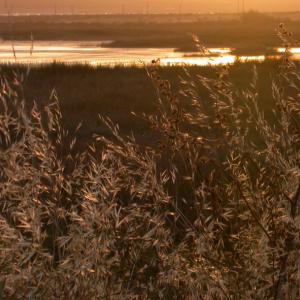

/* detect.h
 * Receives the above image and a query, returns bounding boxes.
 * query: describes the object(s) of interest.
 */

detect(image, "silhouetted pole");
[237,0,245,14]
[54,0,57,15]
[178,0,182,22]
[4,0,8,15]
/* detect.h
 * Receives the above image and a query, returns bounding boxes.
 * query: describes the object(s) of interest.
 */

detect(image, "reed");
[0,25,299,299]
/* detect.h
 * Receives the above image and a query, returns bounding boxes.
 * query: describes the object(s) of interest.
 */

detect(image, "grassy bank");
[0,60,281,149]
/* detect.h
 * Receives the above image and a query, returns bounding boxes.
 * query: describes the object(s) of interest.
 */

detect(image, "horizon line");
[0,10,299,17]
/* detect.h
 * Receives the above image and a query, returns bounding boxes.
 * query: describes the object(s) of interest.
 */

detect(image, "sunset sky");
[2,0,300,14]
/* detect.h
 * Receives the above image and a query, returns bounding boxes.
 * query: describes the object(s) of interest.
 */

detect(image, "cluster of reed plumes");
[1,27,300,299]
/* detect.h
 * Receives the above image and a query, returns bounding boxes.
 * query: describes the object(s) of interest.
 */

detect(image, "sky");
[2,0,300,14]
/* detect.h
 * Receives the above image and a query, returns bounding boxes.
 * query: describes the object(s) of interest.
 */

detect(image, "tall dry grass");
[1,25,300,299]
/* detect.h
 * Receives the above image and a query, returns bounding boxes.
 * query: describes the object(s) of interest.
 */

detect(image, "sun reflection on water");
[0,41,297,67]
[277,47,300,54]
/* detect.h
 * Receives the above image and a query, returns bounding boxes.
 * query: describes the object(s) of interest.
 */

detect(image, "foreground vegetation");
[1,29,300,298]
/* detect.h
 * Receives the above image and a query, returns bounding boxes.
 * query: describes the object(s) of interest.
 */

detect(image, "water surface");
[0,41,298,66]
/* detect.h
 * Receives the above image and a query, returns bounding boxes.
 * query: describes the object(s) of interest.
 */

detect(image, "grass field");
[0,60,280,149]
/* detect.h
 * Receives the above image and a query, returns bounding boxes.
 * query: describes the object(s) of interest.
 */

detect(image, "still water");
[0,40,298,66]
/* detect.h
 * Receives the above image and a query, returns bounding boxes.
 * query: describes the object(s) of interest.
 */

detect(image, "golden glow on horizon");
[0,41,288,67]
[1,0,300,14]
[277,47,300,54]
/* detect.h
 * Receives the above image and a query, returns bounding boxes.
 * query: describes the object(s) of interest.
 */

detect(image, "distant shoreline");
[0,11,299,17]
[0,12,299,57]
